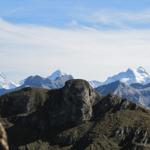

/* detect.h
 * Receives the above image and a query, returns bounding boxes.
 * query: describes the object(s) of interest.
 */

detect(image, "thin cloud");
[79,9,150,29]
[0,18,149,82]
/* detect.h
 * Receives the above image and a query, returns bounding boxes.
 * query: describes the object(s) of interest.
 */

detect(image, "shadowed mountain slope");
[0,79,150,150]
[96,80,150,107]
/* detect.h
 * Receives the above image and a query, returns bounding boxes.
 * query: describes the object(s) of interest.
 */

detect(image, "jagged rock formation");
[0,79,150,149]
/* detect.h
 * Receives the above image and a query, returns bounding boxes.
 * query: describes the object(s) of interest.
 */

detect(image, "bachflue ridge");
[0,79,150,149]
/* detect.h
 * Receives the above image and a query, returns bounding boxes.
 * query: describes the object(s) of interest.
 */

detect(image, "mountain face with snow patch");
[0,70,73,96]
[103,67,150,85]
[96,81,143,105]
[96,67,150,107]
[0,73,17,89]
[47,70,73,88]
[19,75,55,89]
[19,70,73,90]
[96,80,150,107]
[89,80,102,88]
[48,70,67,80]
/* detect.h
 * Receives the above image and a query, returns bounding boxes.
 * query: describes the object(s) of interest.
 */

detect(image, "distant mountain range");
[0,66,150,107]
[96,81,150,107]
[20,70,73,89]
[95,67,150,107]
[102,66,150,85]
[0,70,73,95]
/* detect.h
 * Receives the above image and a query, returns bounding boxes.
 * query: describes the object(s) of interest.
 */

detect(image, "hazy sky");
[0,0,150,82]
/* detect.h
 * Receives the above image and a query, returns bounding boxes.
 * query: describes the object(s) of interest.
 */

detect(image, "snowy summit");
[103,66,150,85]
[0,73,17,89]
[47,70,67,81]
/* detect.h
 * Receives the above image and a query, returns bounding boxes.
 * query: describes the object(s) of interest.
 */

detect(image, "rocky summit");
[0,79,150,150]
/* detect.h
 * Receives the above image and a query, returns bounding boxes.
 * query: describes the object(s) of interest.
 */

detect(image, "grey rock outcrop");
[0,79,150,150]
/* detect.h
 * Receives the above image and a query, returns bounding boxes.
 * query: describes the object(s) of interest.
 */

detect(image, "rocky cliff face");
[0,79,150,150]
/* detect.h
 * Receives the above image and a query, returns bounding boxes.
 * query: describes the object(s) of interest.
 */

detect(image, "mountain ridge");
[103,66,150,85]
[1,66,150,90]
[0,73,17,89]
[0,79,150,150]
[96,80,150,107]
[1,67,150,108]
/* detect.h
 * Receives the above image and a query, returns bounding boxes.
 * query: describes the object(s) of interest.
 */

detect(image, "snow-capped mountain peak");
[0,72,17,89]
[129,67,150,84]
[48,70,66,81]
[47,70,73,88]
[103,67,150,85]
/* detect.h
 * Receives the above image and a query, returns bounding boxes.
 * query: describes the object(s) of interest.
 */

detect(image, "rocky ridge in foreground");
[0,79,150,149]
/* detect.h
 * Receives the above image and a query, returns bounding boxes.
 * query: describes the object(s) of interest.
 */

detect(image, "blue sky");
[0,0,150,82]
[1,0,150,28]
